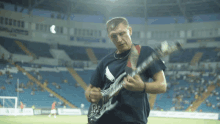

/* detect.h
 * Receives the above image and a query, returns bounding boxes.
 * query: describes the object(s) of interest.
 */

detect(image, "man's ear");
[108,34,113,42]
[108,34,111,39]
[128,26,132,36]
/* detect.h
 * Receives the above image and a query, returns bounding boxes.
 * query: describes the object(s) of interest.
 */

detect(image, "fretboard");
[107,41,182,98]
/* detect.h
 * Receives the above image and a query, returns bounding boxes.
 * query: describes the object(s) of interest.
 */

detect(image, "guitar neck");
[107,41,182,98]
[108,52,158,98]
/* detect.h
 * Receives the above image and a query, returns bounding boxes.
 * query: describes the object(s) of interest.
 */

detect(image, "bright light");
[107,0,118,3]
[50,25,56,34]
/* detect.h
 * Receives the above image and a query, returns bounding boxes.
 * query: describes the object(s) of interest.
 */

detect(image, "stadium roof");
[1,0,220,19]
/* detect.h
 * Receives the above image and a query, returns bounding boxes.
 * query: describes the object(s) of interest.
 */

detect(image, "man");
[85,17,167,124]
[48,101,56,118]
[43,81,48,87]
[32,105,35,110]
[20,101,24,115]
[63,79,68,83]
[56,85,61,89]
[217,102,220,109]
[31,91,35,95]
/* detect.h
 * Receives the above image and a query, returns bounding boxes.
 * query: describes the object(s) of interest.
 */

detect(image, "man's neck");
[116,50,121,54]
[116,48,131,54]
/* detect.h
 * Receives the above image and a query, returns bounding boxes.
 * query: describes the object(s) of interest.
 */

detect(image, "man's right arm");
[85,85,93,102]
[85,84,102,103]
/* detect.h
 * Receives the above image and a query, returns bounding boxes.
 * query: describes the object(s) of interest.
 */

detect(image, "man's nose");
[116,35,123,43]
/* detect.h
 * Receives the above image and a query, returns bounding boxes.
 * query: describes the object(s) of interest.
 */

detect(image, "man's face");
[108,23,132,54]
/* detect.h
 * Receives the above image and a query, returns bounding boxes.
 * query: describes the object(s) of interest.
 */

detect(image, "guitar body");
[87,72,127,124]
[87,41,182,124]
[87,97,118,124]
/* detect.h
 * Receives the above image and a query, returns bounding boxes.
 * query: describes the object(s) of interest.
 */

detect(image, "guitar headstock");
[155,41,183,57]
[130,41,183,77]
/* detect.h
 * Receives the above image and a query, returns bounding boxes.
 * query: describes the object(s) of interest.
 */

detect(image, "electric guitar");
[87,41,182,124]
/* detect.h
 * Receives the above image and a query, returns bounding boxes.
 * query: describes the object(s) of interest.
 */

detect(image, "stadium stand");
[92,47,115,60]
[14,40,37,58]
[153,67,220,115]
[170,47,219,63]
[38,71,89,108]
[0,66,60,108]
[19,40,53,58]
[0,61,91,108]
[76,70,94,85]
[0,0,220,123]
[0,37,26,55]
[58,44,89,61]
[0,37,53,58]
[3,60,219,113]
[66,67,88,90]
[86,48,98,64]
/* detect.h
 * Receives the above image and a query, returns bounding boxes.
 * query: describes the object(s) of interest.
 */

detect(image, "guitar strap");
[125,44,142,75]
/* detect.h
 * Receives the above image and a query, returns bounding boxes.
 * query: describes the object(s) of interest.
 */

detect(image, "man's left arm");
[123,46,167,94]
[145,70,167,94]
[123,70,167,94]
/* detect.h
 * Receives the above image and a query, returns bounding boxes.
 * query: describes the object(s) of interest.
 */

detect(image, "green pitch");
[0,115,219,124]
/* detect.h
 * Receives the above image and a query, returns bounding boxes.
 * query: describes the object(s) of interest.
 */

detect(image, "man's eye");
[119,32,125,36]
[111,35,117,39]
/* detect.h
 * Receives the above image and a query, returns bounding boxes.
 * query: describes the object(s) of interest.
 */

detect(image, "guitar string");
[90,43,179,121]
[105,44,176,99]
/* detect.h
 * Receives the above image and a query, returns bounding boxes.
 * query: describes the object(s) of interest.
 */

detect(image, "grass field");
[0,115,219,124]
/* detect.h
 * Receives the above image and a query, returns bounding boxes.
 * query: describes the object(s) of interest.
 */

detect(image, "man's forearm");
[144,81,167,94]
[85,89,91,102]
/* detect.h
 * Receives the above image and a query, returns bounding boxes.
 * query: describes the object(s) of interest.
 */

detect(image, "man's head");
[106,17,133,54]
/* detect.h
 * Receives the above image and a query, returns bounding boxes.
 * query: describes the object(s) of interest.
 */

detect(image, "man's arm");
[85,84,102,103]
[145,70,167,94]
[123,70,167,94]
[85,85,93,102]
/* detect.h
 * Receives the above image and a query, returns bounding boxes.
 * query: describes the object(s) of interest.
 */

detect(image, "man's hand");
[89,87,102,103]
[123,75,145,91]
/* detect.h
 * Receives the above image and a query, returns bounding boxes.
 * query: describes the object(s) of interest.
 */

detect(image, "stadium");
[0,0,220,124]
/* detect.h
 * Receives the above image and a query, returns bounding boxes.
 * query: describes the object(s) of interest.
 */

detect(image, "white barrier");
[82,110,88,115]
[149,111,219,120]
[58,108,82,115]
[0,108,34,116]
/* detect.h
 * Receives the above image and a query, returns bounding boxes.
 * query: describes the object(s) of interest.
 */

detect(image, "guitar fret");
[104,42,181,101]
[89,42,182,123]
[108,54,159,98]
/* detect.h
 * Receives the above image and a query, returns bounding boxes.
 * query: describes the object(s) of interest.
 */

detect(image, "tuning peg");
[161,41,168,52]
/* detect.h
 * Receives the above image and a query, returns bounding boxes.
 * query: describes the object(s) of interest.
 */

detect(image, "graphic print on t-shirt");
[105,66,115,82]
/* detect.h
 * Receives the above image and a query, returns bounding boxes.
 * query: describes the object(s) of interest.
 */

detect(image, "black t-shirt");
[90,45,166,124]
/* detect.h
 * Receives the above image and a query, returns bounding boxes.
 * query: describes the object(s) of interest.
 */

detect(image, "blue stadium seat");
[92,48,115,60]
[19,40,53,58]
[76,70,94,85]
[170,47,219,63]
[38,70,90,108]
[58,45,89,61]
[0,37,53,58]
[0,37,26,55]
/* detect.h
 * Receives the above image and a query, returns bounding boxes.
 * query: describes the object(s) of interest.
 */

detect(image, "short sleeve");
[147,59,166,78]
[90,63,104,88]
[139,46,166,78]
[146,48,166,78]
